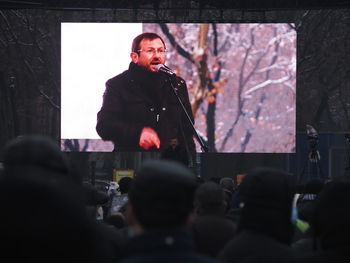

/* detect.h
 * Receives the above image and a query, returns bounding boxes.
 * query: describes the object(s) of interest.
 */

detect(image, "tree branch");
[159,23,195,63]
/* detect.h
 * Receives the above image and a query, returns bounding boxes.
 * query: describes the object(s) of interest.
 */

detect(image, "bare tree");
[0,10,60,144]
[158,23,230,152]
[151,23,296,152]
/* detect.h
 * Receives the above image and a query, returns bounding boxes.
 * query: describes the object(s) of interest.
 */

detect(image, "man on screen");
[96,32,195,164]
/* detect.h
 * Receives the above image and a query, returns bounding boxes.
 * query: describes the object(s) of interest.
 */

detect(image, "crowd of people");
[0,135,349,263]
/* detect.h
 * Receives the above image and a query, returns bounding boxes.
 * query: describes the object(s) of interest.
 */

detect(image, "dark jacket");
[96,62,195,153]
[296,247,350,263]
[118,228,221,263]
[219,230,296,263]
[296,177,350,263]
[219,168,297,263]
[191,215,237,258]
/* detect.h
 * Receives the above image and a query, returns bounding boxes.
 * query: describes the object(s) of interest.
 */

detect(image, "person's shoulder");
[172,76,189,94]
[106,70,129,88]
[175,76,186,85]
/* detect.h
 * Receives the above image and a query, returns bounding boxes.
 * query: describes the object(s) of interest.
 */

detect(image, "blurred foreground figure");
[119,159,219,263]
[0,135,116,262]
[83,182,124,261]
[297,177,350,263]
[219,167,297,263]
[1,135,78,185]
[191,182,237,258]
[0,177,109,263]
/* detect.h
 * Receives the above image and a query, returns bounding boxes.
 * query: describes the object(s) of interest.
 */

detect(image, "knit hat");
[2,135,69,175]
[129,159,196,228]
[238,167,296,244]
[312,177,350,249]
[239,167,295,211]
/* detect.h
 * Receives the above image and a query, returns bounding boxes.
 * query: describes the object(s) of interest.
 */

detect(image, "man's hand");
[139,127,160,150]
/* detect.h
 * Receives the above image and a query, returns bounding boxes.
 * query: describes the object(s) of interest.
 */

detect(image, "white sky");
[61,23,142,139]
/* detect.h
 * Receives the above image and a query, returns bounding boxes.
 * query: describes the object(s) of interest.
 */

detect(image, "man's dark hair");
[131,32,166,54]
[2,135,69,175]
[1,135,82,185]
[311,177,350,249]
[0,177,105,262]
[238,167,296,244]
[128,159,196,228]
[304,178,324,195]
[220,177,235,192]
[194,182,226,216]
[118,176,133,194]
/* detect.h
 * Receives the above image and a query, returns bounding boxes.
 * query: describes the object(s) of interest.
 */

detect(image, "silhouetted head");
[311,177,350,249]
[118,176,133,194]
[128,159,196,229]
[194,182,226,216]
[220,177,235,192]
[0,177,106,262]
[1,135,75,184]
[3,135,67,170]
[304,178,325,195]
[238,167,296,244]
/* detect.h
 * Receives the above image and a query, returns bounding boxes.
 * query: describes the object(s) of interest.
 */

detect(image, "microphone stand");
[167,76,208,153]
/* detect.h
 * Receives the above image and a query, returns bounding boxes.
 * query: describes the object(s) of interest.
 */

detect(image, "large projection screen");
[61,23,296,153]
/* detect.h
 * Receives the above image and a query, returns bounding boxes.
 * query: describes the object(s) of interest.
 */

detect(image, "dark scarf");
[129,62,167,107]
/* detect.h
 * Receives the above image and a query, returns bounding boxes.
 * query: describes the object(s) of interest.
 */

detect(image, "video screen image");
[61,23,296,153]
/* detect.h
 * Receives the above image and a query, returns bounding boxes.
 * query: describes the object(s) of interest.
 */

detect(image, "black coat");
[96,62,195,153]
[191,215,237,258]
[218,230,296,263]
[118,228,221,263]
[296,247,350,263]
[219,167,297,263]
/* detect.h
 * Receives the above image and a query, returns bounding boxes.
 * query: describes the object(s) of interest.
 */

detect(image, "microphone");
[156,64,176,76]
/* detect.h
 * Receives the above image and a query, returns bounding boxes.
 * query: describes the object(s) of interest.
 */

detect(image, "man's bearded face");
[132,38,166,72]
